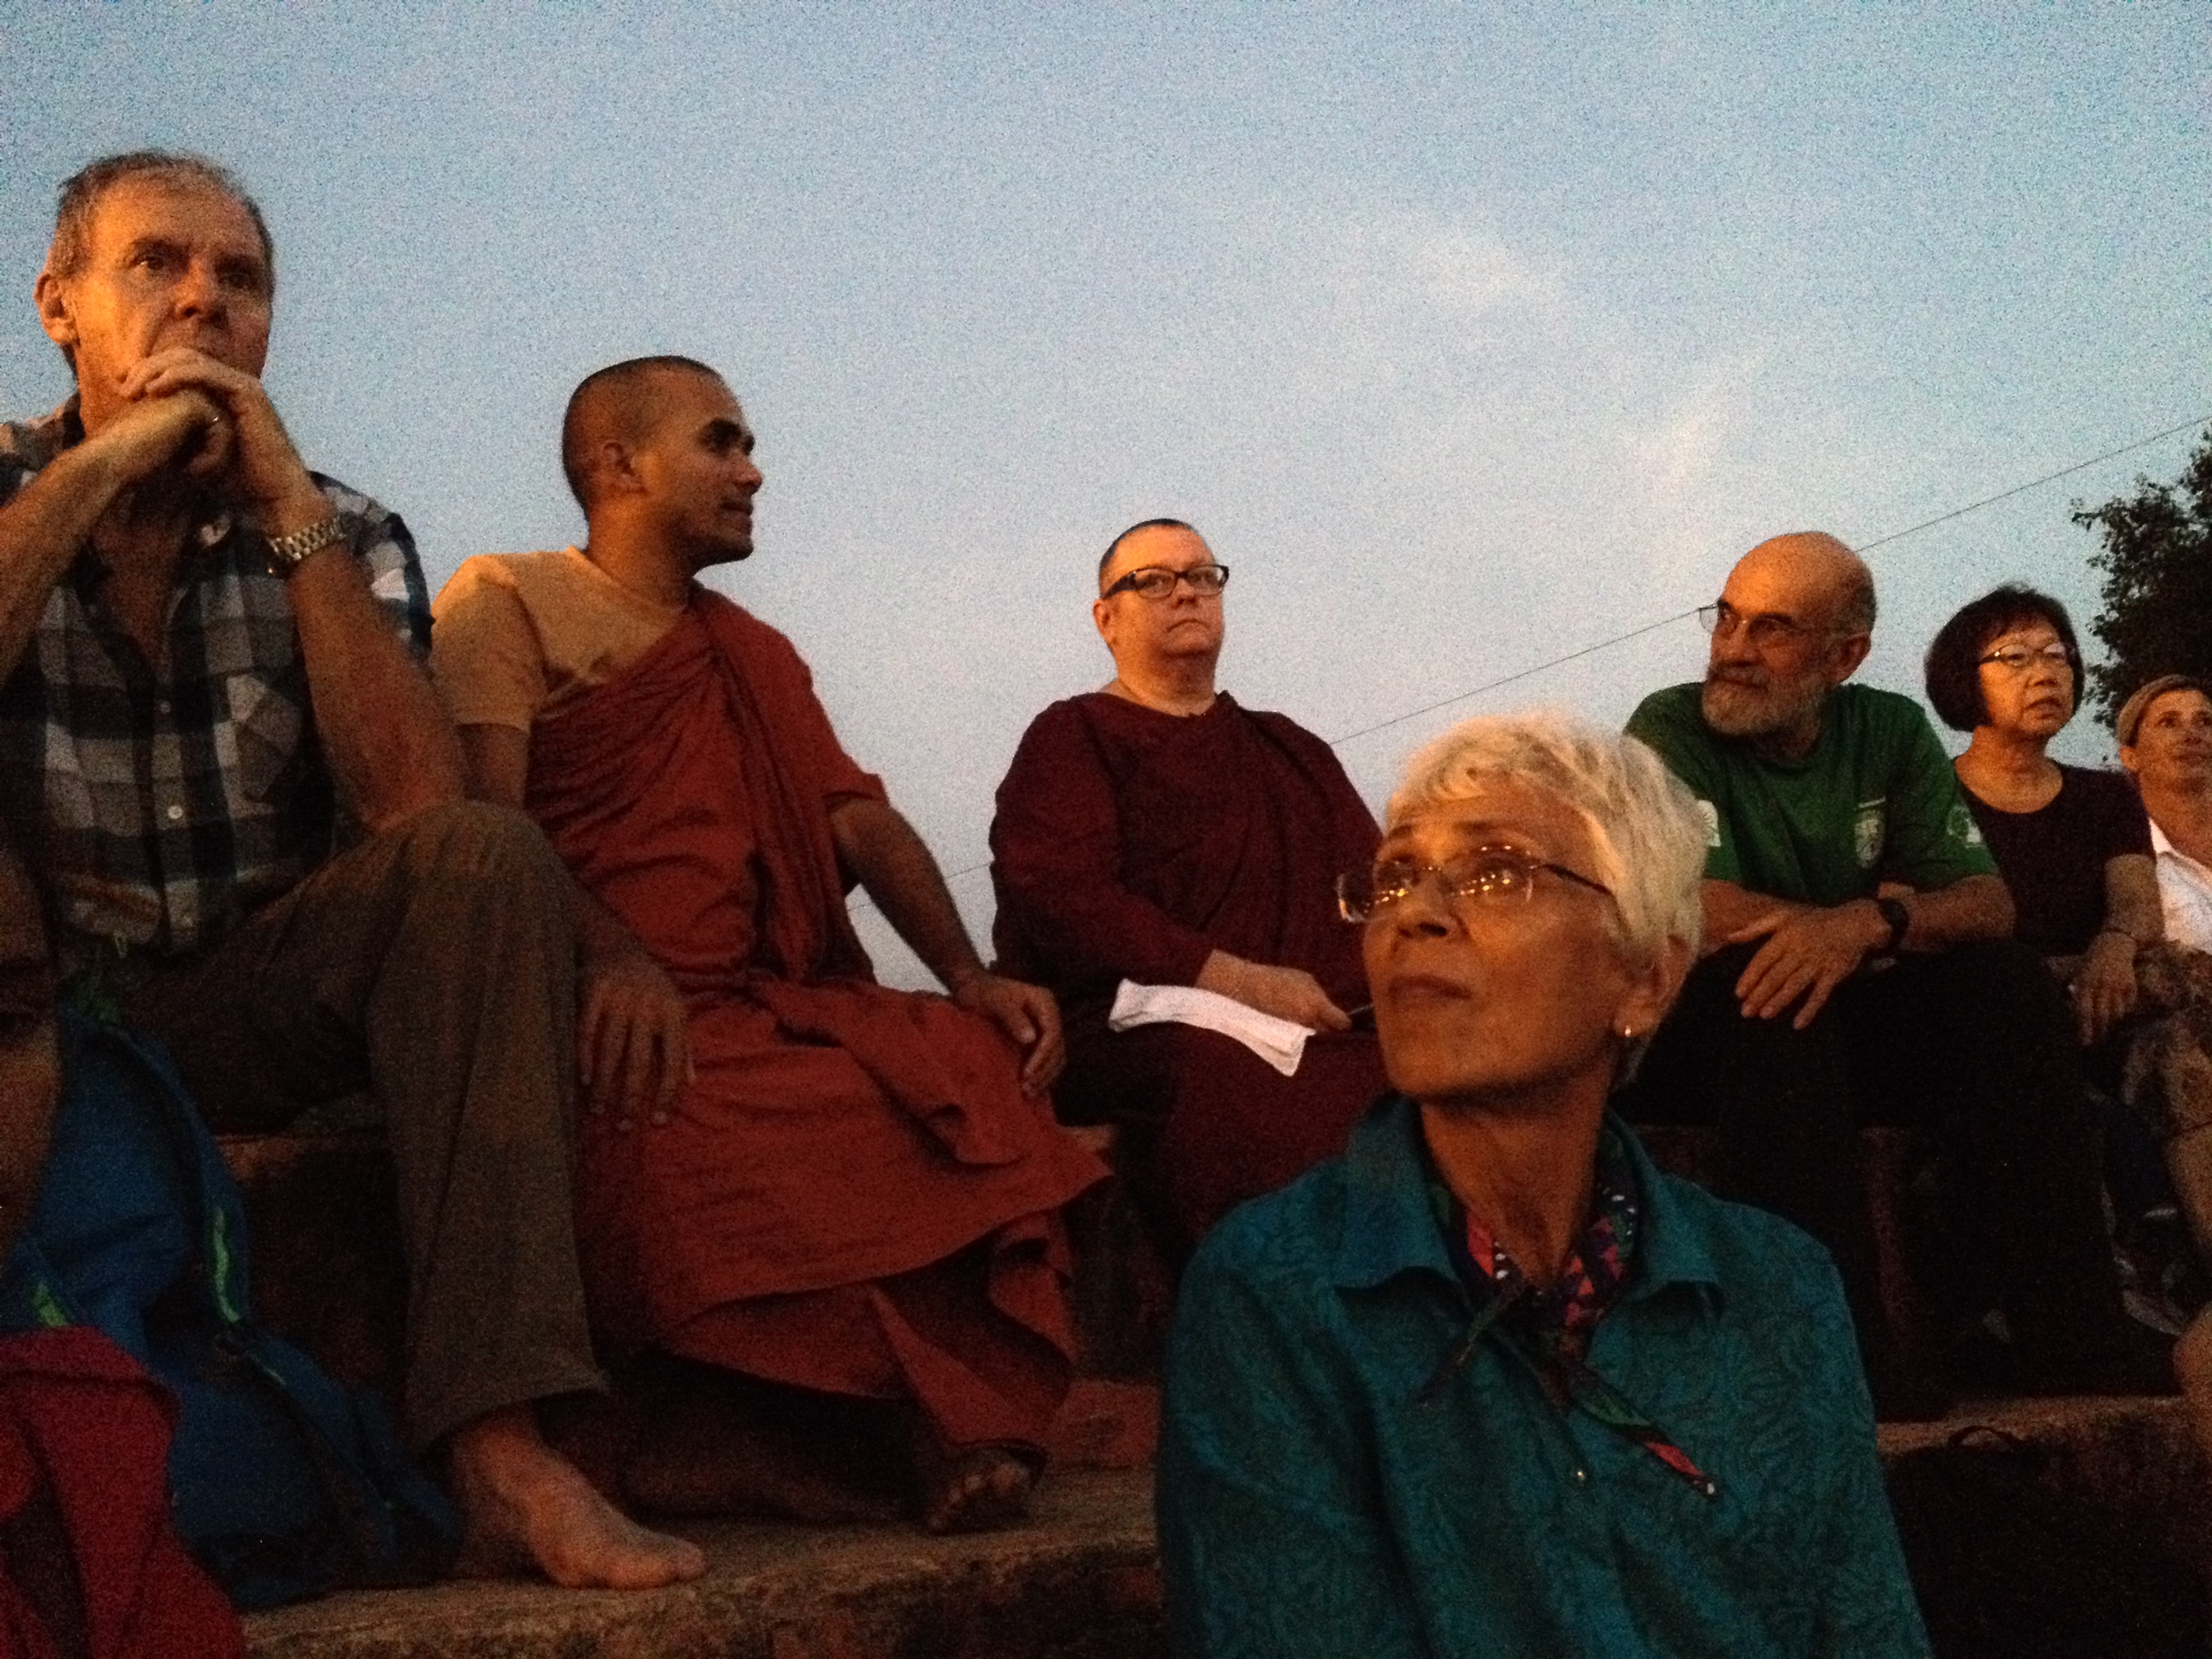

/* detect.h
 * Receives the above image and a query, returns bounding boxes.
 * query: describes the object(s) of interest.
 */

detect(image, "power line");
[1854,411,2212,554]
[1325,408,2212,749]
[1325,610,1698,748]
[857,407,2210,902]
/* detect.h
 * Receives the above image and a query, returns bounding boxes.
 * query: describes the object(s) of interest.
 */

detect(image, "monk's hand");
[950,970,1065,1095]
[1197,952,1353,1033]
[2072,931,2139,1047]
[1724,901,1887,1029]
[580,942,694,1127]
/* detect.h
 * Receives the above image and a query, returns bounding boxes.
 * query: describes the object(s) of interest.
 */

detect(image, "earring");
[1617,1024,1640,1041]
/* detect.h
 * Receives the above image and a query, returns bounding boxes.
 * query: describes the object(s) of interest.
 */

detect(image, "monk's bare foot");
[447,1407,707,1589]
[912,1438,1040,1534]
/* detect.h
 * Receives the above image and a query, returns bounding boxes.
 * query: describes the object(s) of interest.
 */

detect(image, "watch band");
[265,512,347,578]
[1876,895,1910,954]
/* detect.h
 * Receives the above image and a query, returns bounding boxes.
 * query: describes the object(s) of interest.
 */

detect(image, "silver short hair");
[1386,710,1707,971]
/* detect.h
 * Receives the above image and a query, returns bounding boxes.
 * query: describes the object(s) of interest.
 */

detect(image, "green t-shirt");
[1625,682,1996,906]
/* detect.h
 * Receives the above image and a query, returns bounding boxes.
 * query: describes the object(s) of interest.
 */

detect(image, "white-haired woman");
[1157,712,1928,1659]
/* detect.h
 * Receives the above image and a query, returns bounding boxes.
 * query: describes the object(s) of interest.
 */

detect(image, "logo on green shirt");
[1853,799,1886,869]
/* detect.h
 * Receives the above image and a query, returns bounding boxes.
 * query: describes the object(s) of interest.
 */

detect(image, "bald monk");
[1624,532,2149,1408]
[990,519,1386,1255]
[429,357,1105,1532]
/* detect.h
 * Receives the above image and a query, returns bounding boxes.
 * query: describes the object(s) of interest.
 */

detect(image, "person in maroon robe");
[990,518,1386,1255]
[430,357,1105,1533]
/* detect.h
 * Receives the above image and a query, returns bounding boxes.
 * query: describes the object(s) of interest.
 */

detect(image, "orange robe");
[524,593,1105,1450]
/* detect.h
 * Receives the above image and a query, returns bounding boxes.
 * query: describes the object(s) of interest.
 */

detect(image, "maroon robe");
[990,692,1386,1248]
[0,1330,243,1659]
[524,593,1105,1450]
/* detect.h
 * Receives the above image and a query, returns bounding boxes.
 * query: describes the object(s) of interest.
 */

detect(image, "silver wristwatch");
[265,512,348,578]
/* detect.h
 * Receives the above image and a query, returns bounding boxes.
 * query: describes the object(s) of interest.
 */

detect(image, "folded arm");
[0,392,227,684]
[1707,873,2014,1027]
[2073,852,2163,1044]
[288,529,464,833]
[993,711,1348,1027]
[120,349,466,833]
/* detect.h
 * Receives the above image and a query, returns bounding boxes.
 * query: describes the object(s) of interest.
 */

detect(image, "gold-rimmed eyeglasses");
[1337,847,1613,924]
[1977,642,2073,674]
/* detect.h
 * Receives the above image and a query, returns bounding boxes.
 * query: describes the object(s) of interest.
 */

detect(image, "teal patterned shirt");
[1157,1096,1931,1658]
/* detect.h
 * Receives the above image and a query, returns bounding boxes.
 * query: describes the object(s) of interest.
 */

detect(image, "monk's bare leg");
[449,1406,706,1589]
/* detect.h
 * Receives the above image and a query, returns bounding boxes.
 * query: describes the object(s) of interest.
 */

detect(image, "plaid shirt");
[0,399,430,967]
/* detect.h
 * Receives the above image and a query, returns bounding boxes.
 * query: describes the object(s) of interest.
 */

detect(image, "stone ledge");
[1881,1393,2212,1575]
[241,1393,2203,1659]
[243,1468,1162,1659]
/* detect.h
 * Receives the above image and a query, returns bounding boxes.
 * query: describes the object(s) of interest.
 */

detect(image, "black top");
[1961,764,2152,956]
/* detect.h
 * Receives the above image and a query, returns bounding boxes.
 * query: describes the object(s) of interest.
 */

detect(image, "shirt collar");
[1331,1094,1723,1304]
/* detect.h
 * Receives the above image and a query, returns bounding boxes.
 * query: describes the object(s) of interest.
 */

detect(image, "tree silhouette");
[2076,429,2212,726]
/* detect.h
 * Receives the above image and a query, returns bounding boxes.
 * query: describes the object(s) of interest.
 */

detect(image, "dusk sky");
[4,6,2205,985]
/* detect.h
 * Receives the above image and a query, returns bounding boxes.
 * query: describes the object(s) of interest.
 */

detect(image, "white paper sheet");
[1105,979,1313,1077]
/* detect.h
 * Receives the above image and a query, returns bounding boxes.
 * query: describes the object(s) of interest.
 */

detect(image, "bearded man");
[1624,532,2147,1410]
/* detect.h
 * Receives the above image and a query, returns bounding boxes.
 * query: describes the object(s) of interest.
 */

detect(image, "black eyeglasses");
[1102,564,1231,601]
[1336,847,1613,923]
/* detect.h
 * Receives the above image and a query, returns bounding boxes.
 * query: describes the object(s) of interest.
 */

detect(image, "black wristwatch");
[1875,895,1910,954]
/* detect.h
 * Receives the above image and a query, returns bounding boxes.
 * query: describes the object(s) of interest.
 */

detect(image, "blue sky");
[4,5,2205,983]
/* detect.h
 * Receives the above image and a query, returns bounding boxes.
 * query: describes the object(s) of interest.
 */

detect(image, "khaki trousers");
[119,801,602,1450]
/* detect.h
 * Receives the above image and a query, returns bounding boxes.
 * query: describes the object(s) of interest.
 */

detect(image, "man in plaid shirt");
[0,150,703,1590]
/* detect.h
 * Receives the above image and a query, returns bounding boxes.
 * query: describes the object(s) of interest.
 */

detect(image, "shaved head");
[1737,531,1877,636]
[1099,518,1196,588]
[562,355,726,510]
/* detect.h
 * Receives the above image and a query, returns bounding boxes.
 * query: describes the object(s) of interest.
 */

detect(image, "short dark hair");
[560,355,724,510]
[1099,518,1196,587]
[50,150,273,286]
[1923,583,2084,733]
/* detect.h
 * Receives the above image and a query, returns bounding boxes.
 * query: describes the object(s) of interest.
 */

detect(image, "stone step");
[243,1466,1163,1659]
[239,1391,2204,1658]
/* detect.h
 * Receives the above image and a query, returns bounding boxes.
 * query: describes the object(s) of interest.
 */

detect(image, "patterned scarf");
[1421,1125,1717,1502]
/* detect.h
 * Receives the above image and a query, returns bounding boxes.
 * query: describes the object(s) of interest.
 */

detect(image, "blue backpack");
[0,1011,460,1609]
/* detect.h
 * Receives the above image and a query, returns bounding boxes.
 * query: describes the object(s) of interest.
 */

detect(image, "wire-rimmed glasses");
[1337,847,1613,924]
